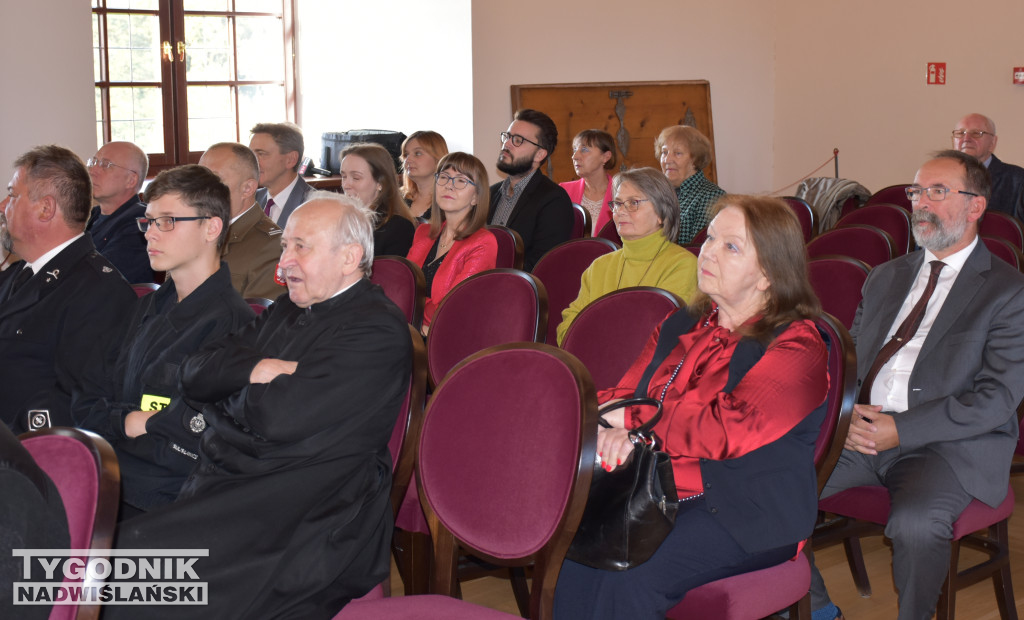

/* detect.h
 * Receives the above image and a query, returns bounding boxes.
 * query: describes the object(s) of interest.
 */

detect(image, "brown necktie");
[858,260,945,403]
[264,198,276,217]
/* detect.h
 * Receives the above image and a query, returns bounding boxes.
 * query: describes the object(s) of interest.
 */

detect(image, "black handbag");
[566,397,679,571]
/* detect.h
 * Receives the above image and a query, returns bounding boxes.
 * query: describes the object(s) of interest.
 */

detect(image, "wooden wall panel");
[511,80,715,185]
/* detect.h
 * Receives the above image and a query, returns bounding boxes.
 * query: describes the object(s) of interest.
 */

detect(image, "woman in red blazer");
[406,152,497,334]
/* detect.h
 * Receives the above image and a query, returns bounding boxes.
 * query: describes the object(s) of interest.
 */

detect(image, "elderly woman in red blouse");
[406,152,497,335]
[554,195,829,619]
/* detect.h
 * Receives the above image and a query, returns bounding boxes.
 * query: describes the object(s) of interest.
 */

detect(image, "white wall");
[0,0,96,171]
[470,0,778,194]
[774,0,1024,193]
[295,0,474,166]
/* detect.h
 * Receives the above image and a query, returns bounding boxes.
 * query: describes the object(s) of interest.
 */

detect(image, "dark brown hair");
[340,143,415,227]
[573,129,617,171]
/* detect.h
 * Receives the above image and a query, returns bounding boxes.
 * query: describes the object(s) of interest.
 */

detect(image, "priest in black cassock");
[111,192,412,619]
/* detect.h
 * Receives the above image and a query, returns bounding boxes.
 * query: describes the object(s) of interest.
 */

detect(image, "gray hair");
[298,190,378,276]
[612,167,681,242]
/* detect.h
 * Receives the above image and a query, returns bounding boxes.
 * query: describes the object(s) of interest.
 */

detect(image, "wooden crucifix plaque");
[511,80,715,185]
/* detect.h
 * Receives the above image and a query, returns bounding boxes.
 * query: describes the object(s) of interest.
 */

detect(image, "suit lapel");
[0,237,96,322]
[917,242,988,362]
[863,253,922,356]
[503,173,540,228]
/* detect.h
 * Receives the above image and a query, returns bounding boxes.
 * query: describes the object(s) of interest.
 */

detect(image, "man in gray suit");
[809,150,1024,620]
[250,122,312,229]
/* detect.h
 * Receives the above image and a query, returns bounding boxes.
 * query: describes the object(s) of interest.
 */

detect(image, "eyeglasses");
[499,132,542,149]
[905,186,980,201]
[435,173,476,190]
[86,157,139,176]
[136,216,211,232]
[608,198,650,213]
[951,129,994,140]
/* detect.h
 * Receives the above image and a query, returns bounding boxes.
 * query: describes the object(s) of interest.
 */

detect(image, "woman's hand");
[250,358,297,384]
[598,399,627,428]
[597,427,635,472]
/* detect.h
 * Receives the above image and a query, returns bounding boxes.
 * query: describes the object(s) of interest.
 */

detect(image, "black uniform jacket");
[72,262,254,510]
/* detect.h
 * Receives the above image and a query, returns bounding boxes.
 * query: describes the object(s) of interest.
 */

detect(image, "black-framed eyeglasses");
[951,129,994,140]
[86,157,139,176]
[136,216,211,232]
[608,198,650,213]
[435,173,477,190]
[499,131,542,149]
[905,186,979,202]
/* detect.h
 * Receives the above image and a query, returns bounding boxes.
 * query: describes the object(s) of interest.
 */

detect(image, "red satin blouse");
[598,311,828,498]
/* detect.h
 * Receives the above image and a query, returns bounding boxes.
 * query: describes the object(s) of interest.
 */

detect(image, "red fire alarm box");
[927,63,946,85]
[1014,67,1024,85]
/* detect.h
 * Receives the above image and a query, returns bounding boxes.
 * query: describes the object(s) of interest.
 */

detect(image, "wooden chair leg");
[786,591,812,620]
[842,535,872,597]
[392,529,431,595]
[991,521,1019,620]
[509,566,530,617]
[936,538,962,620]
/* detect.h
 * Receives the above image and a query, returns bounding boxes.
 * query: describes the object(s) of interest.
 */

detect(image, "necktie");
[858,260,945,403]
[5,265,33,302]
[264,198,276,217]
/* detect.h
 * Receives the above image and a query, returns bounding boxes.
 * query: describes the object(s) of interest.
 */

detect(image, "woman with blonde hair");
[656,125,725,244]
[406,152,497,332]
[340,143,417,256]
[400,131,449,219]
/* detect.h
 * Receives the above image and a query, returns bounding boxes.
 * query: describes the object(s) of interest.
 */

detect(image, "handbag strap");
[634,309,699,398]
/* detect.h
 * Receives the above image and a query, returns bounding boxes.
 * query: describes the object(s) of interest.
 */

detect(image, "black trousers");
[553,496,798,619]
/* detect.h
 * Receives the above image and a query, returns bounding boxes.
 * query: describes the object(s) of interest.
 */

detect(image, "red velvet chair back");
[836,203,912,255]
[982,236,1024,270]
[865,184,913,211]
[388,324,428,518]
[811,313,857,492]
[561,286,682,391]
[20,428,120,620]
[690,227,708,245]
[532,237,619,345]
[417,343,597,616]
[782,196,818,242]
[486,225,525,270]
[596,218,622,246]
[244,297,274,315]
[571,203,591,239]
[806,224,894,268]
[426,269,547,386]
[370,255,426,329]
[131,282,159,297]
[979,210,1024,250]
[807,256,871,329]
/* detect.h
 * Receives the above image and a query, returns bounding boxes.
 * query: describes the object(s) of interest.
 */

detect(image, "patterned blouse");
[675,170,726,245]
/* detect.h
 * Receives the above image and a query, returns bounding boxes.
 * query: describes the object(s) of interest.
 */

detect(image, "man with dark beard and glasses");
[488,108,573,271]
[0,145,134,432]
[806,150,1024,620]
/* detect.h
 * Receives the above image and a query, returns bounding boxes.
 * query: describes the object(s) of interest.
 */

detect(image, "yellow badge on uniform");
[141,394,171,412]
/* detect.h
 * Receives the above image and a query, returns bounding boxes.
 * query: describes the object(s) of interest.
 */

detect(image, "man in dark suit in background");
[952,113,1024,220]
[251,122,313,229]
[488,108,573,271]
[809,150,1024,619]
[86,140,154,283]
[0,145,135,432]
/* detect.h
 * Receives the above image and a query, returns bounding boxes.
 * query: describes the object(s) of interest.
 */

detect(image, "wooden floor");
[388,471,1024,618]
